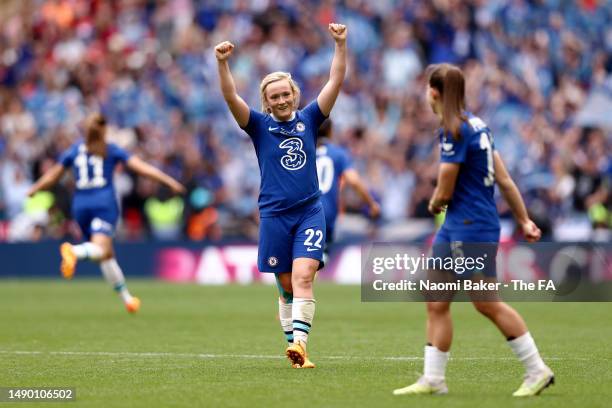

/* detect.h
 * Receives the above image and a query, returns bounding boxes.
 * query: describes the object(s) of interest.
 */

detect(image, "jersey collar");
[271,111,296,122]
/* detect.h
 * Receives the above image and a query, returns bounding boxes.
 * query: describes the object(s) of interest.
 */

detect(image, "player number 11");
[75,153,106,189]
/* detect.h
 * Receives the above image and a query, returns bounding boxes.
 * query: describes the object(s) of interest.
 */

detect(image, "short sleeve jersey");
[316,142,353,229]
[242,101,327,217]
[438,113,500,231]
[59,142,131,208]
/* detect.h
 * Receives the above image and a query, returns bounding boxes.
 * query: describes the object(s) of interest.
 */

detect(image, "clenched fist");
[520,219,542,242]
[328,23,347,43]
[214,41,235,61]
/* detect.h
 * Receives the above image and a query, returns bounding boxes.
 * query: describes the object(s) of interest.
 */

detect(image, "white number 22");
[304,228,323,249]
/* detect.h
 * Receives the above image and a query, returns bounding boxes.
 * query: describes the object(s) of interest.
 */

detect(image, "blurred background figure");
[0,0,610,243]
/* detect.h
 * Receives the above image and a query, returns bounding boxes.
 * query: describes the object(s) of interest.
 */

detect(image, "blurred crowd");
[0,0,610,243]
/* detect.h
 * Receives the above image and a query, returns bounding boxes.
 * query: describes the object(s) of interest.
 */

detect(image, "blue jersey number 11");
[75,153,106,189]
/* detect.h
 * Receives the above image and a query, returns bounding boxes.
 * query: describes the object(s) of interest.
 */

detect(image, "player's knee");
[426,302,450,316]
[99,249,114,261]
[472,301,499,317]
[91,237,113,260]
[292,273,313,291]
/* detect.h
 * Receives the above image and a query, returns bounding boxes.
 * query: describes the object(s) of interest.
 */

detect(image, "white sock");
[424,345,449,381]
[100,258,132,303]
[507,332,547,374]
[72,242,104,261]
[279,299,293,345]
[292,298,315,345]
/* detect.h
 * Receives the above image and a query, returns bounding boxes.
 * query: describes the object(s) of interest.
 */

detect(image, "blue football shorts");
[72,202,119,240]
[257,200,326,273]
[431,225,500,278]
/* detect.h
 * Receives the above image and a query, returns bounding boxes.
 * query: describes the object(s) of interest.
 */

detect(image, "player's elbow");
[328,76,344,90]
[343,173,359,187]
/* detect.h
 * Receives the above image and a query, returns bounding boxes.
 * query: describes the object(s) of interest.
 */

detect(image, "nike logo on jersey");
[268,122,306,136]
[269,126,296,136]
[306,247,319,252]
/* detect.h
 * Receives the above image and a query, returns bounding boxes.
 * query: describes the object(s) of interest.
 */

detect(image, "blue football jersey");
[242,100,327,216]
[439,113,500,231]
[59,142,131,209]
[316,142,353,230]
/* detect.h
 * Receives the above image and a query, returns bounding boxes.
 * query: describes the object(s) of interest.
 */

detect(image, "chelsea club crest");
[268,256,279,267]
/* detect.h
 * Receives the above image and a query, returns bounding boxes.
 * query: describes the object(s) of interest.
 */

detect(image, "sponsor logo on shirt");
[279,137,307,171]
[441,135,455,156]
[441,142,455,156]
[442,142,454,152]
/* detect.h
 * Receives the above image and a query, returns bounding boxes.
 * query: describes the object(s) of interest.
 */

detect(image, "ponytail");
[427,64,467,139]
[85,113,107,157]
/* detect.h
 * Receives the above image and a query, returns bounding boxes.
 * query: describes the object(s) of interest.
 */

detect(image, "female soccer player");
[393,64,554,397]
[28,113,185,313]
[214,23,347,368]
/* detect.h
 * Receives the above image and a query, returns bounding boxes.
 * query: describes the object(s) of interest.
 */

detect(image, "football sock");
[507,332,547,374]
[292,298,315,345]
[100,258,132,303]
[424,345,449,381]
[72,242,104,261]
[279,299,294,344]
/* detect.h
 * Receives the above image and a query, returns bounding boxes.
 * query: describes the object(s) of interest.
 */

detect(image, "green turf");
[0,280,610,407]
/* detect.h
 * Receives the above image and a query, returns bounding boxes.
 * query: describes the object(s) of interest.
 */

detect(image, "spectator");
[0,0,609,241]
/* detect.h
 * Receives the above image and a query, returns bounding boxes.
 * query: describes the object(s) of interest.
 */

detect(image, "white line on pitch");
[0,350,590,361]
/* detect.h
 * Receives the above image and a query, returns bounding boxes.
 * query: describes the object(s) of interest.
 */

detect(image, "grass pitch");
[0,280,610,407]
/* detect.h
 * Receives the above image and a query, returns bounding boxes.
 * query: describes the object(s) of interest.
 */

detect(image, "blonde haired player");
[215,23,347,368]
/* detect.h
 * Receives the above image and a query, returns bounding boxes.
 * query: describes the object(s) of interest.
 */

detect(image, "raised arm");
[493,151,541,241]
[28,163,66,197]
[126,156,186,195]
[215,41,250,128]
[342,169,380,218]
[428,163,460,215]
[317,24,347,117]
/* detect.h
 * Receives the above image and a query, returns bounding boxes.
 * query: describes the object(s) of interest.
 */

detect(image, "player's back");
[439,113,499,231]
[316,142,352,231]
[59,142,130,210]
